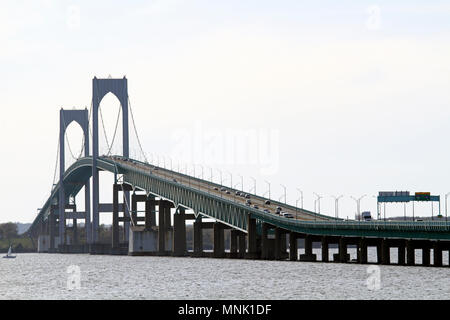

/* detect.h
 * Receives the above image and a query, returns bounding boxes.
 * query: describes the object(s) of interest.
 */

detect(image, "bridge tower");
[92,77,130,243]
[59,108,90,246]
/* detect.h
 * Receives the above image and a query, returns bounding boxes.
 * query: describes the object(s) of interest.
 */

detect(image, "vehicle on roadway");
[235,191,241,196]
[361,211,372,221]
[220,187,226,192]
[253,205,259,209]
[226,191,231,194]
[265,200,271,205]
[246,199,252,205]
[213,187,219,191]
[281,212,294,218]
[263,209,270,214]
[245,194,251,199]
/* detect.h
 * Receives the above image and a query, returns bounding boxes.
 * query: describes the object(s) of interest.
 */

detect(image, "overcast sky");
[2,0,450,223]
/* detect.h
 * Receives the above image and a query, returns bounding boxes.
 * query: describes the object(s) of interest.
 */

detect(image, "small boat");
[3,245,16,259]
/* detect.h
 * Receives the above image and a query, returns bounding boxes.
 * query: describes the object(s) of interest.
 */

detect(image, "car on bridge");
[265,200,271,205]
[263,209,270,214]
[245,194,251,199]
[246,199,252,205]
[281,212,294,218]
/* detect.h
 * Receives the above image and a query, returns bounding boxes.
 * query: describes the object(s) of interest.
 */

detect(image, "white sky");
[1,1,450,223]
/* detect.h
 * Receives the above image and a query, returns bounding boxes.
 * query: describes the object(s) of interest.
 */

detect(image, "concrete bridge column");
[398,241,406,266]
[376,240,382,264]
[274,228,285,260]
[406,240,415,266]
[261,223,270,260]
[213,222,225,258]
[158,200,166,254]
[359,238,368,264]
[321,237,329,262]
[112,184,120,249]
[422,246,431,266]
[238,233,246,258]
[337,237,349,263]
[230,230,239,258]
[172,208,187,257]
[72,217,78,245]
[300,235,317,262]
[49,209,55,252]
[246,215,258,259]
[193,216,203,257]
[145,196,156,229]
[131,193,138,226]
[381,239,390,265]
[433,242,442,267]
[289,232,298,261]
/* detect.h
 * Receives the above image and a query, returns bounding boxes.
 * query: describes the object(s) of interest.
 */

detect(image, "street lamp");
[313,192,322,213]
[331,195,343,219]
[237,174,243,192]
[264,180,271,200]
[250,177,256,194]
[446,192,450,222]
[216,169,223,186]
[280,185,287,204]
[297,188,303,209]
[226,171,233,189]
[351,194,366,221]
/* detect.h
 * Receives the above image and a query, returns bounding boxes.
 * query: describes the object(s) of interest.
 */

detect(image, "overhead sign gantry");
[376,191,441,221]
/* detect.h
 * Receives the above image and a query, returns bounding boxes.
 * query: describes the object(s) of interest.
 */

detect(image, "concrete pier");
[433,242,443,267]
[172,208,187,257]
[322,237,329,262]
[299,235,317,262]
[289,232,298,261]
[246,215,259,259]
[213,222,225,258]
[193,217,203,257]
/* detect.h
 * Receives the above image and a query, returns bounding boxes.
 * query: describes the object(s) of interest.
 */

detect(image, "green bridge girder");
[29,156,450,241]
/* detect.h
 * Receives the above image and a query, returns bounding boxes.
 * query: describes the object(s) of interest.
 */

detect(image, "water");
[1,249,450,300]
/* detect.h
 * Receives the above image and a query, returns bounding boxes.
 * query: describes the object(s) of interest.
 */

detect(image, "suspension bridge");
[28,77,450,267]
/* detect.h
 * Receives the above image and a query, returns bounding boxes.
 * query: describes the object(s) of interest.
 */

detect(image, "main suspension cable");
[128,97,148,163]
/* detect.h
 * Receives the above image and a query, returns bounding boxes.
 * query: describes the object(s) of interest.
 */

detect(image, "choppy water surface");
[1,248,449,300]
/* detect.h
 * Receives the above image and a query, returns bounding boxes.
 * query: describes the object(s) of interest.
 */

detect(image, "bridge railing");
[111,155,338,221]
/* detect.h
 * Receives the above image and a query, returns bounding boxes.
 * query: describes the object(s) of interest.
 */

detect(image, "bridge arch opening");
[97,92,123,156]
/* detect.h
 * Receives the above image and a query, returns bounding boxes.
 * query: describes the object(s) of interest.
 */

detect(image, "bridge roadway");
[108,156,329,222]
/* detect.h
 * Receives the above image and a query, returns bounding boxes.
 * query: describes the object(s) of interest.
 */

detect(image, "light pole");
[226,171,232,190]
[331,195,343,219]
[295,189,303,219]
[264,180,271,200]
[313,192,322,213]
[280,185,287,204]
[216,169,223,186]
[297,188,303,209]
[250,177,256,194]
[446,192,450,222]
[351,194,366,221]
[238,174,243,192]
